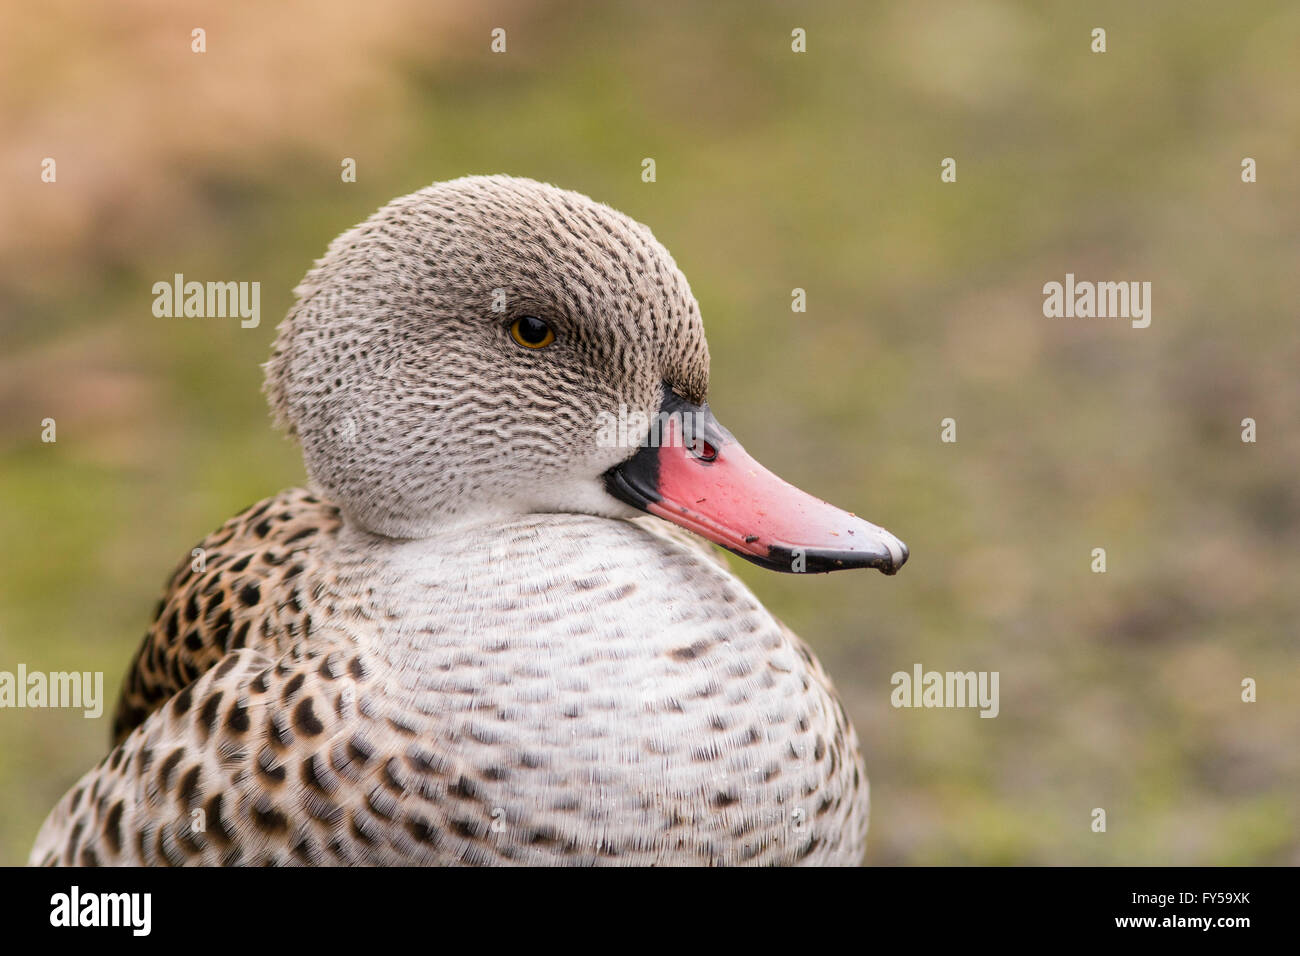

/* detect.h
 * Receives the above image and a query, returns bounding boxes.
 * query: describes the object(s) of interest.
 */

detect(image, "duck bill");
[603,389,908,574]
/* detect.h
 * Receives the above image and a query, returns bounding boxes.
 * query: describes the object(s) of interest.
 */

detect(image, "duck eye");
[509,315,555,349]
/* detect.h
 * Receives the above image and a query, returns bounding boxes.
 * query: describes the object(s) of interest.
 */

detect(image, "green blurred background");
[2,0,1297,865]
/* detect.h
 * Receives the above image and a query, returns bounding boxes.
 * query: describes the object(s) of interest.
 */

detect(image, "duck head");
[265,175,906,574]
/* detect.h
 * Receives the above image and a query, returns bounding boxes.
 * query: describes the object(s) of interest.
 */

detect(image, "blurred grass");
[1,0,1297,865]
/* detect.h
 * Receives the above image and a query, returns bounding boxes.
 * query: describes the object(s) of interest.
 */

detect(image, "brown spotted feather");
[111,489,341,745]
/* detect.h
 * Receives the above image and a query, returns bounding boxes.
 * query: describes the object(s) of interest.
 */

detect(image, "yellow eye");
[510,315,555,349]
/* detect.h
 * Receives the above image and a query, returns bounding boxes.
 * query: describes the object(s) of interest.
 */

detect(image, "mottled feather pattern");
[34,497,867,866]
[262,176,710,540]
[111,489,342,745]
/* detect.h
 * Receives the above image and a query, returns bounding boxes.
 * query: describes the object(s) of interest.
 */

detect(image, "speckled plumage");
[31,176,875,866]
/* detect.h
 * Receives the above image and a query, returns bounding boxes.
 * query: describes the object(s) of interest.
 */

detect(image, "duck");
[29,175,907,867]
